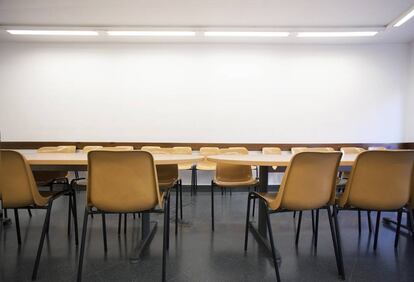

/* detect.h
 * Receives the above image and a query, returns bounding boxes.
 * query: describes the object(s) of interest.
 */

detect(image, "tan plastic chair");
[368,146,387,150]
[34,146,76,188]
[172,147,193,170]
[211,159,259,231]
[140,147,182,233]
[337,150,414,250]
[197,147,220,171]
[0,150,77,280]
[291,147,334,154]
[340,147,365,154]
[220,147,249,155]
[99,146,134,151]
[141,145,161,151]
[262,147,282,170]
[82,146,103,153]
[77,150,170,282]
[244,152,344,281]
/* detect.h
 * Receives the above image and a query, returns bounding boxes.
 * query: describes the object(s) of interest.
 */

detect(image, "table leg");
[130,213,157,262]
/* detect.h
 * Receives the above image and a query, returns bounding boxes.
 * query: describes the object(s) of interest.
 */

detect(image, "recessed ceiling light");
[393,8,414,27]
[7,30,98,36]
[203,31,290,37]
[297,31,378,37]
[107,31,196,36]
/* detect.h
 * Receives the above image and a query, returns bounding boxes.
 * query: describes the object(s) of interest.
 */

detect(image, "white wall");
[404,42,414,141]
[0,42,410,143]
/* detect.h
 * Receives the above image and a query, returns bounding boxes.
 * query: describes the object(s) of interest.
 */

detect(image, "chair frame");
[244,193,345,281]
[77,189,171,282]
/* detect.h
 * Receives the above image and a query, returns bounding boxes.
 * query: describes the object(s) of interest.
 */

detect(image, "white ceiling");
[1,0,414,43]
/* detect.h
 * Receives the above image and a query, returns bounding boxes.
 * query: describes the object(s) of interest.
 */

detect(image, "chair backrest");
[172,146,192,155]
[271,152,342,211]
[291,147,334,155]
[338,150,414,210]
[0,150,46,208]
[262,147,282,155]
[340,147,365,154]
[141,146,161,152]
[215,163,253,182]
[141,147,171,154]
[368,146,387,150]
[99,146,134,151]
[199,147,220,156]
[87,150,160,212]
[220,147,249,155]
[83,146,103,153]
[156,164,179,183]
[37,145,76,153]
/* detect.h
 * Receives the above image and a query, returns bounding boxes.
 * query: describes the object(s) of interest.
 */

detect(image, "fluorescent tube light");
[204,31,289,37]
[107,31,196,36]
[393,8,414,27]
[7,30,98,36]
[297,31,378,37]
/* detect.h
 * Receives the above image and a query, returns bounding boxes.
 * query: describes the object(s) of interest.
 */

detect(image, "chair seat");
[213,178,258,187]
[255,192,278,205]
[159,179,179,190]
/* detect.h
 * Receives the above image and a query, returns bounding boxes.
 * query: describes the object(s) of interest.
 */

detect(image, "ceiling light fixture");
[203,31,290,37]
[107,31,196,36]
[7,30,98,36]
[393,8,414,27]
[297,31,378,37]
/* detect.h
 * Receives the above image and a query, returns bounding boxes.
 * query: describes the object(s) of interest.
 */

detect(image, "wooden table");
[15,150,203,261]
[207,152,357,259]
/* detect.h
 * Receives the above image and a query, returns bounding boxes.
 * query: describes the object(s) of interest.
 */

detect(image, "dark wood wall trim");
[1,141,412,151]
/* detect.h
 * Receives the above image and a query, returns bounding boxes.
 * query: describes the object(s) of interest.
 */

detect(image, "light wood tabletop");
[15,150,204,166]
[207,152,357,166]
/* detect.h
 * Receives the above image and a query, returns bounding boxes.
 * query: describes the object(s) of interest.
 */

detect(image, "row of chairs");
[245,150,414,281]
[0,145,395,281]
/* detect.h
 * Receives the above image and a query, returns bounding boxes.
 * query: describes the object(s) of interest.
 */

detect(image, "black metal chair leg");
[77,207,89,282]
[124,213,127,235]
[252,190,256,217]
[244,195,252,251]
[167,194,171,250]
[314,209,319,249]
[14,209,21,245]
[367,211,372,233]
[32,203,53,280]
[211,181,215,231]
[71,191,79,245]
[327,207,341,277]
[179,180,183,220]
[332,206,345,280]
[102,213,108,252]
[295,211,303,245]
[293,211,296,218]
[394,210,402,248]
[162,199,168,282]
[67,196,72,236]
[358,210,361,234]
[28,209,32,217]
[311,210,315,233]
[175,183,179,235]
[373,211,381,251]
[408,208,414,240]
[133,213,136,219]
[117,213,121,235]
[265,210,281,282]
